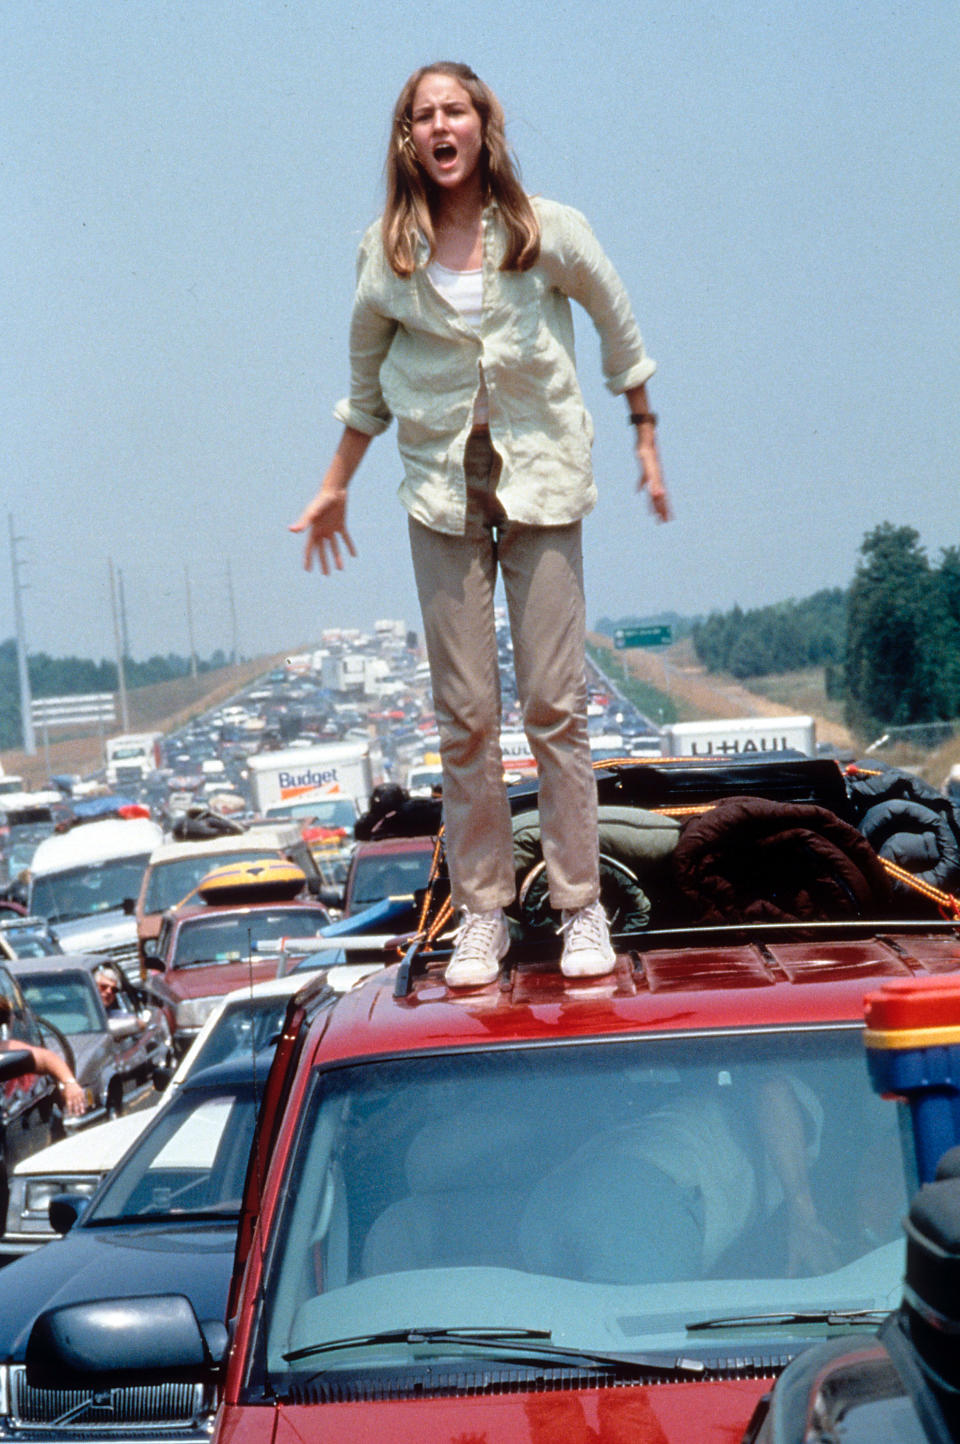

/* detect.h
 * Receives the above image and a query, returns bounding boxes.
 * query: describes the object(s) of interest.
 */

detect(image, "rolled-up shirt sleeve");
[553,207,656,395]
[333,241,398,435]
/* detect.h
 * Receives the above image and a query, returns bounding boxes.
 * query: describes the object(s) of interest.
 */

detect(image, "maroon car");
[143,894,329,1054]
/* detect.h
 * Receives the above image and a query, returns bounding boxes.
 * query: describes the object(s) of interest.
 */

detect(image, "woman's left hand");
[635,435,672,523]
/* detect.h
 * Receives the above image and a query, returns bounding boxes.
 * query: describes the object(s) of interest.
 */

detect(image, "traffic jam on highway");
[3,620,960,1443]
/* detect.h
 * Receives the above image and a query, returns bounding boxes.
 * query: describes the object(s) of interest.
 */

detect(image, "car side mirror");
[122,897,137,916]
[0,1048,36,1083]
[25,1294,225,1389]
[152,1063,174,1092]
[320,886,345,911]
[48,1192,88,1235]
[108,1015,141,1040]
[142,940,164,972]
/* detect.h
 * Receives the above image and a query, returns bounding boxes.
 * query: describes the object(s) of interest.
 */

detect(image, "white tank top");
[426,260,489,427]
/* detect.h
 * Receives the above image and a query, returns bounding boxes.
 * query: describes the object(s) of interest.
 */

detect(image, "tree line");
[0,641,233,753]
[600,524,960,738]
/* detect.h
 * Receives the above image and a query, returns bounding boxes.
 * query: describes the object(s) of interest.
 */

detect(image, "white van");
[29,817,164,980]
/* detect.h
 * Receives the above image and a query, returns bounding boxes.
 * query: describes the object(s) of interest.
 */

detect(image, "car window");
[349,851,433,910]
[0,964,41,1046]
[267,801,356,829]
[186,997,289,1074]
[31,855,152,923]
[172,910,327,967]
[19,975,104,1035]
[88,1085,258,1222]
[142,852,283,913]
[1,927,61,958]
[256,1027,912,1384]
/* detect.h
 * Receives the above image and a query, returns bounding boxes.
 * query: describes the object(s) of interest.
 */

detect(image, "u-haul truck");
[247,741,376,819]
[660,715,816,759]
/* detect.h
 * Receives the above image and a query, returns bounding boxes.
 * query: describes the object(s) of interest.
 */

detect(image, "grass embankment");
[2,652,291,788]
[588,633,960,789]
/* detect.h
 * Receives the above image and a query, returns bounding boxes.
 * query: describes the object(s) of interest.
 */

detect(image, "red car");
[143,887,329,1054]
[340,835,436,918]
[206,933,938,1442]
[26,758,960,1443]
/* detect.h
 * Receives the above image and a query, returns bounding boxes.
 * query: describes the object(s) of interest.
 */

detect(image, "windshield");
[348,850,433,911]
[254,1027,912,1386]
[266,800,356,828]
[88,1084,257,1223]
[142,851,282,913]
[19,974,103,1034]
[31,855,151,923]
[0,926,61,958]
[187,996,289,1073]
[172,909,326,967]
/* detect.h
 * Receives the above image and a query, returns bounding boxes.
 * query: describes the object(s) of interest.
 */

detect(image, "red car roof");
[302,929,960,1067]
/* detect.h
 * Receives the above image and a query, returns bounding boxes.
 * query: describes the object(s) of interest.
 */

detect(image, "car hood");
[164,957,280,1001]
[14,1107,158,1177]
[51,913,136,950]
[0,1221,236,1359]
[263,1377,771,1444]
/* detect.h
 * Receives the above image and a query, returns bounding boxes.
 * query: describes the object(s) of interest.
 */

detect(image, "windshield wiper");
[90,1207,240,1226]
[687,1308,889,1332]
[284,1325,706,1378]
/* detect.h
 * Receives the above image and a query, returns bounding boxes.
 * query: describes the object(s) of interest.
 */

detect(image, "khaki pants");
[408,432,600,913]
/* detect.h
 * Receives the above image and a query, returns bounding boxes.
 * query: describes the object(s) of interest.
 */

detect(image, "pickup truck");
[17,754,960,1444]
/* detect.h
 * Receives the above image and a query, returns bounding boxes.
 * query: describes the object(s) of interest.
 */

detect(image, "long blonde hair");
[383,62,540,278]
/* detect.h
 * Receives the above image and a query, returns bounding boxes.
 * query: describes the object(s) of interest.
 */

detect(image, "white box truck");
[29,815,164,979]
[660,715,816,759]
[321,652,367,693]
[104,732,163,786]
[247,741,376,821]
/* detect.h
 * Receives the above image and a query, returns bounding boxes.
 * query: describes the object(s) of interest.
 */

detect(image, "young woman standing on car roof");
[291,61,670,987]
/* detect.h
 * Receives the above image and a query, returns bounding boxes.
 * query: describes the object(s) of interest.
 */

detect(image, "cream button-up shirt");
[333,196,656,535]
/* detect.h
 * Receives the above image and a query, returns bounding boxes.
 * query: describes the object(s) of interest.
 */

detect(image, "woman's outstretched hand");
[289,427,371,574]
[289,486,357,574]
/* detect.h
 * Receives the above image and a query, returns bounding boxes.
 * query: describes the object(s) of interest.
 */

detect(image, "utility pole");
[117,566,131,661]
[184,565,198,678]
[8,513,36,754]
[108,558,130,730]
[226,559,238,665]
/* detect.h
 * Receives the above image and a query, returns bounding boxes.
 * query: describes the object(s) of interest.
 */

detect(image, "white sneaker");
[560,900,616,977]
[444,908,509,987]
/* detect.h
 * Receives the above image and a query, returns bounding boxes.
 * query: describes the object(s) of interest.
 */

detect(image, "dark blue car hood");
[0,1220,236,1359]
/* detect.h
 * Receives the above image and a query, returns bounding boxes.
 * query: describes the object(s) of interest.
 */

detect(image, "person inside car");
[520,1074,838,1282]
[95,967,123,1013]
[0,994,87,1117]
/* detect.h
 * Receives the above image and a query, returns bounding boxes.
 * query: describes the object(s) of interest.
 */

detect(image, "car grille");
[9,1367,211,1431]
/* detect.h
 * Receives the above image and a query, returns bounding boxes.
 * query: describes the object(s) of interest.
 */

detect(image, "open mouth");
[432,142,457,163]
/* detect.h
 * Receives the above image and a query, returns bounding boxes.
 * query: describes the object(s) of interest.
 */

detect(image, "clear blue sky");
[3,0,958,663]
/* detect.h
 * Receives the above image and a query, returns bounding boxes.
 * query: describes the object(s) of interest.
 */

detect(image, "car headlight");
[24,1176,99,1215]
[174,996,222,1030]
[6,1174,102,1234]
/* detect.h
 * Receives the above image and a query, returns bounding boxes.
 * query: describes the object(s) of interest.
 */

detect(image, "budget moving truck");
[247,741,376,822]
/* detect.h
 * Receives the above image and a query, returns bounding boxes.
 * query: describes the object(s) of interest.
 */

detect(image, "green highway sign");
[614,624,672,650]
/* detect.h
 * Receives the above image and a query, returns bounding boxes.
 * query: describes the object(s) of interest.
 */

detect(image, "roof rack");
[392,913,960,999]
